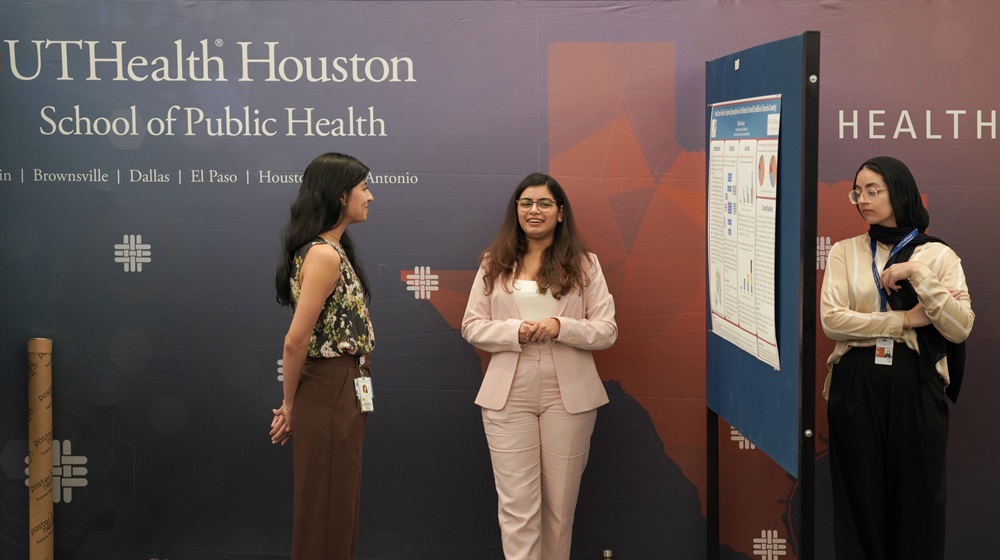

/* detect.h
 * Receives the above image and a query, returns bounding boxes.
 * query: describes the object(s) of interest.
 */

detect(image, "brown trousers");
[292,354,369,560]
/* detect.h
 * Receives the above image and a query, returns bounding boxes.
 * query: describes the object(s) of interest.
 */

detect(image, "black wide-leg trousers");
[827,344,949,560]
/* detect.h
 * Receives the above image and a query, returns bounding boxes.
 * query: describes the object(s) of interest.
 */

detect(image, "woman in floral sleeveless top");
[269,152,375,560]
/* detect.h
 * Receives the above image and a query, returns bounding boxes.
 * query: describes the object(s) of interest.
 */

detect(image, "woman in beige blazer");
[462,172,617,560]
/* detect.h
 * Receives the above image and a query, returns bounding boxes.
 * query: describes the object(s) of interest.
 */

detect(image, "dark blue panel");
[706,33,813,477]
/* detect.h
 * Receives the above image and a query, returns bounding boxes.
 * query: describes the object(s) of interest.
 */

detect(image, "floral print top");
[291,239,375,358]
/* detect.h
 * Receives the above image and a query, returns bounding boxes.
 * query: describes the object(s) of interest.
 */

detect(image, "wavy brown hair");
[480,173,591,298]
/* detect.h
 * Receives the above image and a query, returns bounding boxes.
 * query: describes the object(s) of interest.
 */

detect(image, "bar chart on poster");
[708,94,781,370]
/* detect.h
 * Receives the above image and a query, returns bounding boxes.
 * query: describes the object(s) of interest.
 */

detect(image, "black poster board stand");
[705,31,819,560]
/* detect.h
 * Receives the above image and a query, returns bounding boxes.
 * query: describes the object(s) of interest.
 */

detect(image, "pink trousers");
[482,344,598,560]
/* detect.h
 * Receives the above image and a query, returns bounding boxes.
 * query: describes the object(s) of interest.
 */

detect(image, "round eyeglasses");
[517,198,558,211]
[848,187,887,204]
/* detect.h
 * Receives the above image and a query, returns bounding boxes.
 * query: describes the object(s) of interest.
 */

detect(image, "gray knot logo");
[114,234,152,272]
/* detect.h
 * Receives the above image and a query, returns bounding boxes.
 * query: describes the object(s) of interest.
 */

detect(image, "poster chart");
[708,94,781,370]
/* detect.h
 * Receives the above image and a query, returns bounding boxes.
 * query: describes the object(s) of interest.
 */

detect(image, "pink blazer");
[461,253,617,413]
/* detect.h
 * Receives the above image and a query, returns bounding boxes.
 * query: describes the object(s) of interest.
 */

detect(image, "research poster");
[708,95,781,370]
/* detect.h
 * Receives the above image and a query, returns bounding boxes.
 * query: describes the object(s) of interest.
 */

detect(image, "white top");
[512,280,558,321]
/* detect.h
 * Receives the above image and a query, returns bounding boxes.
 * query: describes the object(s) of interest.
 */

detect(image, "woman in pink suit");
[462,172,617,560]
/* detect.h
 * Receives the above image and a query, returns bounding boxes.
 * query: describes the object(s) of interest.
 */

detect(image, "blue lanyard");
[870,229,919,312]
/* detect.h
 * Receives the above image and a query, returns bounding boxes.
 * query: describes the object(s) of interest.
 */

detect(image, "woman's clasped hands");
[270,402,293,445]
[518,318,561,344]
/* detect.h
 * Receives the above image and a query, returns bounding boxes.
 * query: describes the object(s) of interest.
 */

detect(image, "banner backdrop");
[1,2,997,559]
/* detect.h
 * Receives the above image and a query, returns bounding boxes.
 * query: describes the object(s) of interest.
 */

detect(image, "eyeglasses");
[848,187,887,204]
[516,198,559,211]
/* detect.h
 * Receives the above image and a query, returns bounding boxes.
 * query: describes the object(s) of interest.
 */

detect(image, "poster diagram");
[708,94,781,370]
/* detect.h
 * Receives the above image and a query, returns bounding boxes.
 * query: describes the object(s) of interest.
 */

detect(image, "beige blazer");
[462,253,617,413]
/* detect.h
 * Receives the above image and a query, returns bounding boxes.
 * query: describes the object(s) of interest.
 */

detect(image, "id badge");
[874,337,894,366]
[354,375,374,413]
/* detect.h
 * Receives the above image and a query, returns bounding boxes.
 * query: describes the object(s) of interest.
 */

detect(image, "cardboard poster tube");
[27,338,54,560]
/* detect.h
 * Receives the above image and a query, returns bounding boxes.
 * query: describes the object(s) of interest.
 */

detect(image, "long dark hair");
[480,172,590,298]
[856,156,930,231]
[275,152,371,306]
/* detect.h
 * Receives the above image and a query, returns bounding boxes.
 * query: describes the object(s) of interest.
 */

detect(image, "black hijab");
[857,156,966,403]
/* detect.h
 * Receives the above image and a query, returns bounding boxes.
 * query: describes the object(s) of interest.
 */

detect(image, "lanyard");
[870,229,918,312]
